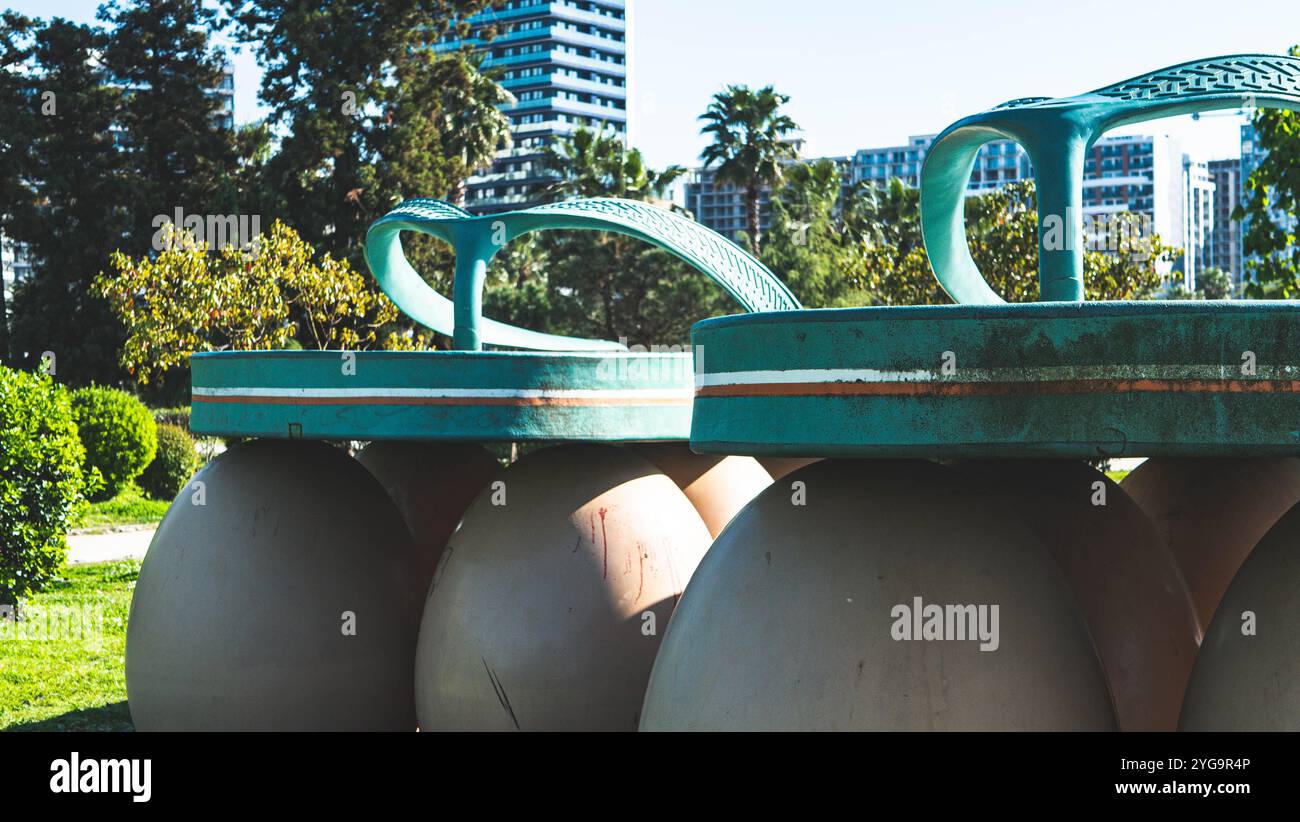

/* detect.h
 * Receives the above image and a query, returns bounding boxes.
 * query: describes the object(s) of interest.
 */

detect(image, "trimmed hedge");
[70,386,157,502]
[138,423,199,501]
[152,406,191,433]
[1,367,91,605]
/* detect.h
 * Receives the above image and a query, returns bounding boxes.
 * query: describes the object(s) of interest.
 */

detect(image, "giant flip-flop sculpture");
[647,54,1300,732]
[129,54,1300,732]
[129,195,796,731]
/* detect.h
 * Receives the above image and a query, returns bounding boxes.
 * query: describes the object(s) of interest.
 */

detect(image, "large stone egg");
[627,443,771,538]
[1123,458,1300,628]
[125,440,422,731]
[357,442,499,595]
[639,459,1116,731]
[756,457,821,481]
[956,460,1200,731]
[1180,501,1300,730]
[415,443,711,731]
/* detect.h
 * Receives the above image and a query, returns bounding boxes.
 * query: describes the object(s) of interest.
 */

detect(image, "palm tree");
[778,159,844,223]
[535,125,692,340]
[435,52,515,207]
[541,124,686,201]
[842,177,922,254]
[699,84,800,255]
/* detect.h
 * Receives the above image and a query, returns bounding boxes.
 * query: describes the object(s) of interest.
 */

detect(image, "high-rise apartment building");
[851,136,930,189]
[687,134,1032,244]
[853,135,1033,191]
[1081,134,1209,285]
[683,139,824,239]
[1,235,33,310]
[689,130,1217,287]
[440,0,630,213]
[1181,157,1216,290]
[1240,122,1265,180]
[1207,158,1243,281]
[685,166,777,240]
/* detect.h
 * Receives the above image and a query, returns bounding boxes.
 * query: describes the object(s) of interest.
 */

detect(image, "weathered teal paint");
[191,350,695,442]
[691,301,1300,458]
[364,197,800,352]
[191,197,794,442]
[689,54,1300,459]
[921,55,1300,303]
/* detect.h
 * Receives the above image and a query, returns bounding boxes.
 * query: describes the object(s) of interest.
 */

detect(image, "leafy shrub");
[152,406,191,432]
[138,424,199,501]
[1,366,92,606]
[151,405,225,461]
[95,220,403,386]
[70,387,157,501]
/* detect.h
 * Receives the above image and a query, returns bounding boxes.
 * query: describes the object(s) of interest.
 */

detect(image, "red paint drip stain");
[598,507,610,579]
[635,542,646,604]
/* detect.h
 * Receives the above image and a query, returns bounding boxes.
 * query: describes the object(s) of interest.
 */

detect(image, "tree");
[542,123,686,201]
[843,177,923,255]
[484,126,724,346]
[223,0,493,267]
[540,126,712,344]
[964,180,1041,301]
[98,0,240,242]
[1237,44,1300,299]
[1198,266,1233,300]
[966,181,1172,303]
[777,176,1173,308]
[763,159,867,307]
[2,5,245,387]
[0,12,41,365]
[699,84,800,256]
[94,221,403,386]
[3,17,130,385]
[369,46,515,312]
[430,51,514,207]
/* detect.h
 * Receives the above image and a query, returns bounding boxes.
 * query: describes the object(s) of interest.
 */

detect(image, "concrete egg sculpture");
[628,443,771,538]
[640,460,1116,731]
[957,460,1200,731]
[1179,500,1300,730]
[1123,458,1300,629]
[126,441,423,731]
[357,442,499,595]
[414,444,711,731]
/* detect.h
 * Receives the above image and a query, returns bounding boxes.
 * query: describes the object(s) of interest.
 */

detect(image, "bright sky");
[10,0,1300,168]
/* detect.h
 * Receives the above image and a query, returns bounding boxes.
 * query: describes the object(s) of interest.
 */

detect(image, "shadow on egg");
[414,443,711,731]
[640,459,1116,731]
[126,440,422,731]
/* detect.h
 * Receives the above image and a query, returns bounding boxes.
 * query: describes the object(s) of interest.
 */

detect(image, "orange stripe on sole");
[696,379,1300,398]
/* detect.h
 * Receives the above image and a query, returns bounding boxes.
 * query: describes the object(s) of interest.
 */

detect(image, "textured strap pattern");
[365,196,799,351]
[385,198,474,221]
[920,53,1300,305]
[993,96,1051,109]
[1091,55,1300,102]
[523,199,800,313]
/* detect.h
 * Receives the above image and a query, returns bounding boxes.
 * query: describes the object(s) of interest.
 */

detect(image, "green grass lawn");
[72,482,170,532]
[0,561,138,731]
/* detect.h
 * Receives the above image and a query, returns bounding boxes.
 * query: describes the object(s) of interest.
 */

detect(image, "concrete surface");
[66,527,155,565]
